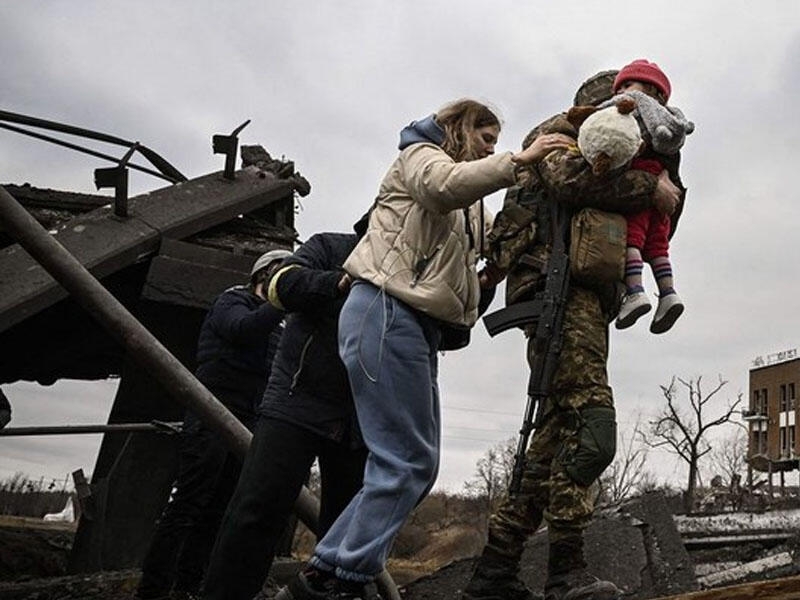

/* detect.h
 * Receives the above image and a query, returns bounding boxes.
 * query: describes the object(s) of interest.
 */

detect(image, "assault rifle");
[482,197,571,496]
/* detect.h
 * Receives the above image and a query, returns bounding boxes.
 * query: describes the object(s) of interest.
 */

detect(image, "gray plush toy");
[599,89,694,155]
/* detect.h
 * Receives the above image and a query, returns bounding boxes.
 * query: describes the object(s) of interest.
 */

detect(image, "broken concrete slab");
[658,573,800,600]
[403,492,697,600]
[697,551,794,588]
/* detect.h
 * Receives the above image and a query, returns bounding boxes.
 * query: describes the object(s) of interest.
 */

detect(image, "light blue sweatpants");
[310,281,441,582]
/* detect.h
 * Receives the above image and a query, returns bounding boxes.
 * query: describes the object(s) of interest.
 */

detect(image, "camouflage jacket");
[490,112,686,309]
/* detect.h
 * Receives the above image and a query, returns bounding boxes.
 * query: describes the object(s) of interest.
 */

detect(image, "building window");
[790,383,797,410]
[790,427,797,455]
[751,429,768,455]
[780,384,787,412]
[762,388,769,414]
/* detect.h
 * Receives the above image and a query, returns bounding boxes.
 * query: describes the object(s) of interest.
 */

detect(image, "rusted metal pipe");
[0,186,400,600]
[0,109,187,182]
[0,421,183,436]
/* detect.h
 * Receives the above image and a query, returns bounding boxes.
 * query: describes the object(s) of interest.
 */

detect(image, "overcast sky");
[2,1,800,494]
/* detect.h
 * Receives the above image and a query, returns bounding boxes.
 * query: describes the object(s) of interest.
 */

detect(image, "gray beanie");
[250,249,293,277]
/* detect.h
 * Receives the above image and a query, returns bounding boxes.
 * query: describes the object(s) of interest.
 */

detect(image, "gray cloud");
[2,1,799,491]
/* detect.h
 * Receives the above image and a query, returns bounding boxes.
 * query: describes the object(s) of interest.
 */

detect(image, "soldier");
[462,71,684,600]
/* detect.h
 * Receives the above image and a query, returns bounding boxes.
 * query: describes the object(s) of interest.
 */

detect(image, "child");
[609,59,693,334]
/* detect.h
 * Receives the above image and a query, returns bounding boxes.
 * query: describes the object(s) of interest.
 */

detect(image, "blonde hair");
[435,99,501,162]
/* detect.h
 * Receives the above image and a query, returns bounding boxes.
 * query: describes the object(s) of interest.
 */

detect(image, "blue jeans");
[310,281,441,581]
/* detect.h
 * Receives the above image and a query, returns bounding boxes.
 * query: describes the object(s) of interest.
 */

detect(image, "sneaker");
[274,571,381,600]
[649,293,684,334]
[615,292,651,329]
[253,577,281,599]
[274,570,335,600]
[336,581,382,600]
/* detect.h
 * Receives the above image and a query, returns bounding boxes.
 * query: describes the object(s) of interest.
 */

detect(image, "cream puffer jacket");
[343,143,517,327]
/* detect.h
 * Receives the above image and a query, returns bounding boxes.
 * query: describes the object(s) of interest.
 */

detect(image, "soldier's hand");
[478,262,506,288]
[653,170,680,216]
[512,133,574,166]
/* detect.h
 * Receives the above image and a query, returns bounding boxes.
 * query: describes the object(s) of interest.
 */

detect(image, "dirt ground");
[3,505,799,600]
[0,516,449,600]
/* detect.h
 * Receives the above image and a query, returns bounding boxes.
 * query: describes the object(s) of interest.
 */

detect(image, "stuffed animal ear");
[566,105,597,129]
[615,97,636,115]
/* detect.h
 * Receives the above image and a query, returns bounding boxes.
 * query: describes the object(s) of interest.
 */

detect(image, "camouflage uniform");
[465,71,681,600]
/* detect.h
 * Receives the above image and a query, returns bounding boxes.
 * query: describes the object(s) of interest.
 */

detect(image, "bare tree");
[706,426,749,487]
[640,376,742,513]
[463,437,516,512]
[598,415,650,505]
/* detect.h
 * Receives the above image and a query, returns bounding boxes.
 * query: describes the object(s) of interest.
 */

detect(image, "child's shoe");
[650,293,684,334]
[615,292,651,329]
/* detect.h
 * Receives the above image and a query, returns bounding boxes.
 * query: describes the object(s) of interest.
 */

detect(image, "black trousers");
[202,416,367,600]
[137,412,248,598]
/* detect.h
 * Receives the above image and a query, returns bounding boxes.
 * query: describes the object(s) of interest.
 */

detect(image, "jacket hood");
[398,114,445,150]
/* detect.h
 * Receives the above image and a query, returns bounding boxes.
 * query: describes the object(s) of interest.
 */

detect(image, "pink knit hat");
[613,59,671,101]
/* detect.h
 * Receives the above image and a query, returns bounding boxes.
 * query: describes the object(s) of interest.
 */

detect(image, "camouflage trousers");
[485,286,614,562]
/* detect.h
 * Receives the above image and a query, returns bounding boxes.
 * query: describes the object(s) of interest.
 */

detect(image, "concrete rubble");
[402,491,800,600]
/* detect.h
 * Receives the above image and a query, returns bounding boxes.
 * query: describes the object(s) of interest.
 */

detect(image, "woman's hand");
[512,133,574,166]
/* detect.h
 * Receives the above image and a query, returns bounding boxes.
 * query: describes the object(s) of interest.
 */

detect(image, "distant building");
[746,349,799,476]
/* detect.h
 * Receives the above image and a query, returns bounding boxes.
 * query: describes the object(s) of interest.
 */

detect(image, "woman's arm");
[402,134,572,215]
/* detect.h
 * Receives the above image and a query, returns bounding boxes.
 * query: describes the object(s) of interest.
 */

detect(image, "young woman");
[277,99,571,600]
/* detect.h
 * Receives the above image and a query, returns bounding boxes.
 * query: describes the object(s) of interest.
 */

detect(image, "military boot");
[461,548,542,600]
[543,536,621,600]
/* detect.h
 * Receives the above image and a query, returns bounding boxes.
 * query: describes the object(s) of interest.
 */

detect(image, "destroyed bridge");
[1,111,800,600]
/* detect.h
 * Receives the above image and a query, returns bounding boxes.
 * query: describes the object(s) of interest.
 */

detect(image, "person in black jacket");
[202,224,368,600]
[136,249,291,600]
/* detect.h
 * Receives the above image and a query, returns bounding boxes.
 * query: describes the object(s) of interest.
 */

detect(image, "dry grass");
[0,514,76,532]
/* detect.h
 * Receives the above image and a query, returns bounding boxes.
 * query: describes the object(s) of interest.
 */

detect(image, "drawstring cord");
[353,200,484,381]
[354,249,415,383]
[355,286,386,383]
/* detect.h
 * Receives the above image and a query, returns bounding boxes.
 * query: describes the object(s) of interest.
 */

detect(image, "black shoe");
[544,571,621,600]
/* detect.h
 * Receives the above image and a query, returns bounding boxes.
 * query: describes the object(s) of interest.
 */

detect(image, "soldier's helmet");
[573,70,619,107]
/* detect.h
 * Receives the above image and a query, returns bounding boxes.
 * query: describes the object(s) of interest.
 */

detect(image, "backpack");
[568,207,627,287]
